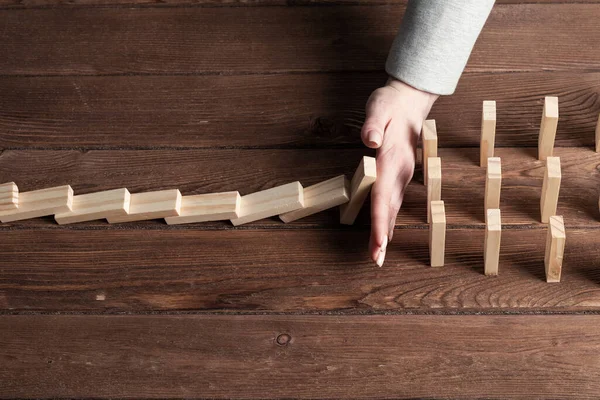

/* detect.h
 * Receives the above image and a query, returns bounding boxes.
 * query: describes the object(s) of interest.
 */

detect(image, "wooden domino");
[422,119,438,185]
[544,215,566,283]
[108,189,182,223]
[485,157,502,220]
[55,188,130,225]
[340,156,377,225]
[538,96,559,160]
[280,175,349,223]
[596,112,600,153]
[165,191,240,225]
[0,185,73,223]
[484,209,501,276]
[230,182,304,226]
[426,157,441,223]
[480,100,497,167]
[0,182,18,215]
[429,200,446,267]
[540,156,561,223]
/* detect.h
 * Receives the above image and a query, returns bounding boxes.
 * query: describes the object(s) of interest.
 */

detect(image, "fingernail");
[376,235,388,267]
[367,130,382,148]
[388,228,394,242]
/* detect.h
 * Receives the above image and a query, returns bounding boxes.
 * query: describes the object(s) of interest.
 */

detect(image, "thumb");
[361,92,390,149]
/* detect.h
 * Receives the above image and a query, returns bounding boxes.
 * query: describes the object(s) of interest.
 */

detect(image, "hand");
[361,78,438,267]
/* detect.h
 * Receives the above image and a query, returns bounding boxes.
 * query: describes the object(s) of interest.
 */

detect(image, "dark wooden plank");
[2,314,600,398]
[1,4,600,75]
[2,72,599,149]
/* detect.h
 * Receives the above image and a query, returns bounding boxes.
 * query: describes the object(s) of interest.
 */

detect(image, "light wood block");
[340,156,377,225]
[429,200,446,268]
[108,189,182,223]
[484,209,501,276]
[480,100,497,167]
[280,175,349,223]
[55,188,130,225]
[540,156,561,223]
[484,157,502,219]
[230,182,304,226]
[0,182,18,214]
[596,113,600,153]
[426,157,441,224]
[538,96,559,160]
[544,215,566,283]
[165,191,240,225]
[422,119,438,185]
[0,185,73,223]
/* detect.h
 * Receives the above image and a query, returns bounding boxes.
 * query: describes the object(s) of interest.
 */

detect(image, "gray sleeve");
[385,0,495,95]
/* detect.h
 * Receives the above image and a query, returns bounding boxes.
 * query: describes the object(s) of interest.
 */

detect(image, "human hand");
[361,78,438,267]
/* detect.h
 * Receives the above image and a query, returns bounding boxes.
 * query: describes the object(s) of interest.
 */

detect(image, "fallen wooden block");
[429,200,446,267]
[0,185,73,223]
[480,100,497,167]
[484,209,501,276]
[108,189,182,223]
[340,156,377,225]
[426,157,441,224]
[280,175,349,223]
[165,191,240,225]
[0,182,18,215]
[230,182,304,226]
[545,215,566,283]
[55,188,130,225]
[596,112,600,153]
[422,119,438,185]
[538,96,559,160]
[540,156,561,223]
[484,157,502,220]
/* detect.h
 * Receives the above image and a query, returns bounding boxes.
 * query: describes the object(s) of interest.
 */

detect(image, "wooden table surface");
[1,0,600,398]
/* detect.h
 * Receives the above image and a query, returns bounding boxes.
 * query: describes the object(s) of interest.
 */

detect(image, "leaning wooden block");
[426,157,441,223]
[280,175,349,223]
[340,156,377,225]
[596,112,600,153]
[538,96,559,160]
[55,188,130,225]
[485,157,502,220]
[544,215,566,283]
[165,191,240,225]
[480,100,497,167]
[429,200,446,268]
[422,119,438,185]
[108,189,182,223]
[0,182,18,214]
[230,182,304,226]
[540,156,561,223]
[0,185,73,223]
[484,209,501,276]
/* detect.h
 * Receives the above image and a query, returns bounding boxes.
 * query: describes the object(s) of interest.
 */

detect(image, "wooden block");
[340,156,377,225]
[544,215,566,283]
[480,100,497,167]
[0,185,73,223]
[165,191,240,225]
[540,156,561,223]
[538,96,559,160]
[107,189,182,223]
[55,188,130,225]
[422,119,438,185]
[484,209,501,276]
[280,175,349,223]
[426,157,441,224]
[0,182,18,214]
[230,182,304,226]
[429,200,446,267]
[484,157,502,219]
[596,113,600,153]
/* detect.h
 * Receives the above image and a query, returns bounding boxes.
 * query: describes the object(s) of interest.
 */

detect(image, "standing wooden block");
[484,209,501,276]
[165,191,240,225]
[429,200,446,267]
[596,113,600,153]
[545,215,566,283]
[340,156,377,225]
[280,175,349,223]
[484,157,502,219]
[538,96,559,160]
[540,156,561,223]
[426,157,441,223]
[107,189,182,223]
[0,185,73,223]
[422,119,438,186]
[480,100,497,167]
[0,182,18,215]
[55,188,130,225]
[230,182,304,226]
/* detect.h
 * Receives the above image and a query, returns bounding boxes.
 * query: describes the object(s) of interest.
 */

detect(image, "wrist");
[385,77,439,120]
